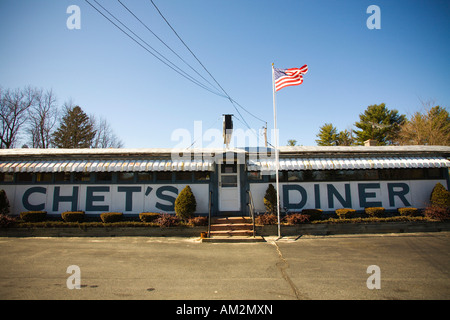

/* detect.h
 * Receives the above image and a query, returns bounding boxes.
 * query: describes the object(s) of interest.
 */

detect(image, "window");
[194,172,210,181]
[287,171,302,182]
[247,171,261,181]
[74,172,91,182]
[156,172,172,182]
[96,172,112,182]
[16,173,33,182]
[36,173,53,183]
[221,175,237,187]
[55,172,71,183]
[137,172,153,182]
[221,164,237,174]
[118,172,135,182]
[0,173,14,183]
[175,171,192,181]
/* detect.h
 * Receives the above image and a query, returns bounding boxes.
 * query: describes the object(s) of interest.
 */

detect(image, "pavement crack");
[271,241,308,300]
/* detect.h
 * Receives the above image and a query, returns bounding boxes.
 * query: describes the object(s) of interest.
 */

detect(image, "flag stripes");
[274,65,308,91]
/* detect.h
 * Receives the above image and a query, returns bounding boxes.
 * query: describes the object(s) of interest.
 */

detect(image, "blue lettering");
[53,186,78,211]
[117,186,141,211]
[155,186,178,211]
[283,184,307,210]
[22,187,46,211]
[86,186,109,212]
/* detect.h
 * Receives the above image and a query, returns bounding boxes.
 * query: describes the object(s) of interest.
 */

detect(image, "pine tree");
[52,106,96,148]
[174,185,197,220]
[264,184,277,215]
[353,103,405,145]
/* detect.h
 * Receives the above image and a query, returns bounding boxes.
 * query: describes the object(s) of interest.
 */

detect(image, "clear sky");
[1,0,449,149]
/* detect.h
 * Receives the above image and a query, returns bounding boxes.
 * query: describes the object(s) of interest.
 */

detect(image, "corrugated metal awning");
[247,157,450,171]
[0,159,214,173]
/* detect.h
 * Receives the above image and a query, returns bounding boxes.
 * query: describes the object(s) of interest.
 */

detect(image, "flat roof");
[0,145,449,159]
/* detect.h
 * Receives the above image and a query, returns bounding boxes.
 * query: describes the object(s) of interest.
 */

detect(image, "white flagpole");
[272,63,281,239]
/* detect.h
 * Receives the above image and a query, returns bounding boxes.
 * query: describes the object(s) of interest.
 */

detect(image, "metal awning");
[247,157,450,171]
[0,159,214,173]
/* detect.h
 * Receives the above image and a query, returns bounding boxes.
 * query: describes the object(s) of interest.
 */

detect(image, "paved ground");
[0,232,449,300]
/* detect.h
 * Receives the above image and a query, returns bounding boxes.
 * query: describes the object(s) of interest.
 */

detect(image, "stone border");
[1,221,450,238]
[0,226,206,237]
[257,221,450,236]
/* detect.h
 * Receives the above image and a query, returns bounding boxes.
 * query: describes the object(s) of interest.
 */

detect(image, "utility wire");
[85,0,228,99]
[149,0,266,127]
[117,0,223,96]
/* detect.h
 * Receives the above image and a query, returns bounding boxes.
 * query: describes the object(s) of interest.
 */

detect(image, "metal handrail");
[247,190,256,238]
[207,190,212,238]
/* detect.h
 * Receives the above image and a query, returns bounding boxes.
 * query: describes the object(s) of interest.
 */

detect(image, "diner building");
[0,145,449,217]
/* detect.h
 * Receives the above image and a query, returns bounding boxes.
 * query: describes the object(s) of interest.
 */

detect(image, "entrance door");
[218,163,241,212]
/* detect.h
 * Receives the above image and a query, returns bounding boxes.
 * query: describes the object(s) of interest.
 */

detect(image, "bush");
[139,212,160,223]
[284,213,309,225]
[61,211,85,222]
[397,207,419,217]
[335,208,356,219]
[188,216,208,226]
[0,214,16,228]
[264,184,277,215]
[0,190,10,215]
[20,211,47,222]
[255,213,277,225]
[423,206,450,221]
[430,183,450,208]
[364,207,385,217]
[301,209,323,221]
[175,186,197,220]
[100,212,123,223]
[156,214,179,227]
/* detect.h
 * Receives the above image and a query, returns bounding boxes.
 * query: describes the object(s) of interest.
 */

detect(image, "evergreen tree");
[316,123,339,146]
[174,185,197,220]
[52,106,96,148]
[353,103,405,145]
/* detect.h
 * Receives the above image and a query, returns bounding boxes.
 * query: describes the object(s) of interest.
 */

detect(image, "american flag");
[274,65,308,91]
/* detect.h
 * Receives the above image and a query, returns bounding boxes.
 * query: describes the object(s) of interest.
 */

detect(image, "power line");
[85,0,228,99]
[149,0,266,127]
[117,0,223,96]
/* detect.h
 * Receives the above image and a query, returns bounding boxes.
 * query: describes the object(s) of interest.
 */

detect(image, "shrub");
[139,212,160,223]
[284,213,309,225]
[335,208,356,219]
[423,206,450,221]
[255,213,277,225]
[175,186,197,220]
[301,209,323,221]
[100,212,123,223]
[430,183,450,208]
[156,214,179,227]
[61,211,85,222]
[264,184,277,214]
[0,190,10,215]
[20,211,47,222]
[0,214,16,228]
[188,216,208,226]
[397,207,419,217]
[364,207,385,217]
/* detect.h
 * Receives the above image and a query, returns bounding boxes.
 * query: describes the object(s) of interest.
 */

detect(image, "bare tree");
[91,115,124,148]
[0,86,37,148]
[27,89,58,148]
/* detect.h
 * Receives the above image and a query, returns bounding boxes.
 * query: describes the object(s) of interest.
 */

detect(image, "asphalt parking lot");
[0,232,449,300]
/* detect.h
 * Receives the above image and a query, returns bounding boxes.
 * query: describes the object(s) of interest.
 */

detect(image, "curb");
[1,221,449,238]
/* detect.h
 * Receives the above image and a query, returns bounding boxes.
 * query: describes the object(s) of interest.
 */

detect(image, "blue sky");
[1,0,449,148]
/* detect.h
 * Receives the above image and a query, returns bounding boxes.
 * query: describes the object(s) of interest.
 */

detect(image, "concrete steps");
[203,216,265,243]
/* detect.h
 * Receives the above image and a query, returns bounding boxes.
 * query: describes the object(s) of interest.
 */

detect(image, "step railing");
[247,190,256,238]
[207,190,212,238]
